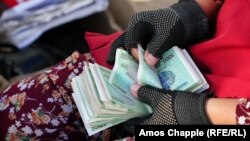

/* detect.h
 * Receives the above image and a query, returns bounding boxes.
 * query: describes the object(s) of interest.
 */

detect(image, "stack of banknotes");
[110,44,209,93]
[137,44,209,92]
[71,62,152,136]
[71,45,209,136]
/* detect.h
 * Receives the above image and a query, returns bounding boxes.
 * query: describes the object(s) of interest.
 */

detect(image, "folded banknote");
[71,62,152,136]
[110,44,209,93]
[72,44,209,136]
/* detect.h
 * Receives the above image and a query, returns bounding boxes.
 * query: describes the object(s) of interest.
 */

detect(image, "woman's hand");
[123,84,211,133]
[107,0,210,66]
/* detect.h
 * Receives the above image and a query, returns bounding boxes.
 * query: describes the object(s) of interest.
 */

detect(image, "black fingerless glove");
[138,86,211,125]
[107,0,209,64]
[123,86,211,134]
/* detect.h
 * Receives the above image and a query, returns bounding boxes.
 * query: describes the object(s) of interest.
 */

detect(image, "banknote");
[155,46,209,92]
[97,63,152,115]
[81,63,129,116]
[110,44,209,93]
[109,49,138,95]
[71,44,209,136]
[72,92,127,136]
[71,62,152,136]
[155,46,200,91]
[180,49,209,92]
[137,45,162,89]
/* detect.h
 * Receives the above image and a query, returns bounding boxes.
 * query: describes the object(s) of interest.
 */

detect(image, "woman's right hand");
[106,0,210,66]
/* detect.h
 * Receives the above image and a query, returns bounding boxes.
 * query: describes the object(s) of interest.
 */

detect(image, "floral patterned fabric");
[0,52,120,141]
[236,98,250,125]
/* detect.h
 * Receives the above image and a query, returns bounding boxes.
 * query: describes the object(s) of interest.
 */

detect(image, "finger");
[146,33,172,59]
[124,22,154,51]
[130,48,139,61]
[130,83,141,99]
[137,86,169,106]
[144,50,160,66]
[136,86,153,105]
[106,32,126,65]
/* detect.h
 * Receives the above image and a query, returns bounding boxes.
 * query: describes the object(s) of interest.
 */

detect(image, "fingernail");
[145,53,159,66]
[131,48,139,61]
[130,83,140,98]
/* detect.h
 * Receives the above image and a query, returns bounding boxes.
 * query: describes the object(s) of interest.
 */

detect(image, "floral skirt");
[0,52,130,141]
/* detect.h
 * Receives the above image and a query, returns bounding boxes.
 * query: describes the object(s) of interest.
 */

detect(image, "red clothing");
[0,52,114,140]
[2,0,28,7]
[236,98,250,125]
[86,0,250,98]
[0,52,90,140]
[85,32,122,70]
[188,0,250,98]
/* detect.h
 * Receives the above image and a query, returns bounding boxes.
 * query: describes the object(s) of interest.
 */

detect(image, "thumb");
[130,84,158,106]
[106,32,125,65]
[130,83,141,99]
[144,50,159,66]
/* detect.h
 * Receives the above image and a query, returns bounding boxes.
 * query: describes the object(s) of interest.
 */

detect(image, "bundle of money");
[110,44,209,93]
[71,62,152,136]
[71,44,209,136]
[154,46,209,92]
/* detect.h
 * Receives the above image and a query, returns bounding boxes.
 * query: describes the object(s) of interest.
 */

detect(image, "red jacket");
[86,0,250,98]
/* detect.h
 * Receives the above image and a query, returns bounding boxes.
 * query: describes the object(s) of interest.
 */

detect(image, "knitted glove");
[124,86,211,133]
[107,0,209,64]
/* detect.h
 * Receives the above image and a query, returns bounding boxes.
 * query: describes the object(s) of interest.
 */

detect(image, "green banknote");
[72,92,127,136]
[109,49,138,95]
[155,46,201,91]
[97,63,152,116]
[137,45,162,89]
[110,45,209,92]
[71,44,209,136]
[71,62,152,136]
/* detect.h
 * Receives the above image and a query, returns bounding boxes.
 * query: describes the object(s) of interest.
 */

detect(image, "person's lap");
[0,52,104,140]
